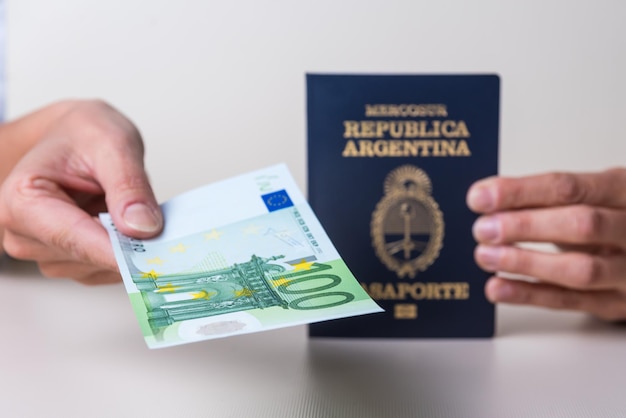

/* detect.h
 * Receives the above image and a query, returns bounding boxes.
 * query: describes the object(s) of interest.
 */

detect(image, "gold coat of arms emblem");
[371,165,444,278]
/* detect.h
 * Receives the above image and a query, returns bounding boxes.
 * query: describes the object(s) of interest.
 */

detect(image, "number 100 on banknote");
[101,164,381,348]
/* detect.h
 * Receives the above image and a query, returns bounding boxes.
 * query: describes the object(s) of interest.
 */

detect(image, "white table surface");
[1,255,624,418]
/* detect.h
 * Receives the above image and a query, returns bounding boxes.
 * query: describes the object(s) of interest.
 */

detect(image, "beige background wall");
[7,0,625,200]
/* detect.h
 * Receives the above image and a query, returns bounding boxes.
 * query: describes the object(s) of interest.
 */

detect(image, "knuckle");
[598,311,623,322]
[489,177,521,209]
[571,254,604,288]
[500,247,524,272]
[69,99,112,118]
[2,235,31,260]
[594,299,626,322]
[75,275,96,285]
[0,205,10,229]
[572,207,604,242]
[39,261,85,280]
[505,213,532,239]
[514,285,531,305]
[48,227,70,251]
[552,173,585,204]
[557,289,582,310]
[79,271,121,285]
[68,100,142,148]
[112,173,150,198]
[47,228,85,262]
[38,262,62,279]
[0,181,27,226]
[603,167,626,180]
[489,178,507,206]
[83,98,111,110]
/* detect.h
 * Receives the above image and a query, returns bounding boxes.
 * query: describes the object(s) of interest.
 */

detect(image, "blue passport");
[307,74,499,338]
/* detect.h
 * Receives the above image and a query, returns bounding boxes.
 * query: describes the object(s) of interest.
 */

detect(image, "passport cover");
[307,74,499,338]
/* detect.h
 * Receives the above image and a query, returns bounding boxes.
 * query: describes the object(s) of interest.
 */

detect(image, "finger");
[485,277,626,321]
[2,229,120,285]
[38,100,162,238]
[472,205,626,248]
[556,243,622,256]
[467,169,626,213]
[83,111,163,238]
[475,245,626,291]
[2,229,68,262]
[38,260,121,285]
[96,158,163,238]
[5,181,118,270]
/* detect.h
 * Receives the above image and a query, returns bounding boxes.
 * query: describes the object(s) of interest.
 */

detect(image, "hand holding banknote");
[102,164,382,348]
[0,100,162,284]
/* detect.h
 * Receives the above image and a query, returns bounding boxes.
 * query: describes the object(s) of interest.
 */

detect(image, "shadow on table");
[0,256,41,278]
[305,338,495,418]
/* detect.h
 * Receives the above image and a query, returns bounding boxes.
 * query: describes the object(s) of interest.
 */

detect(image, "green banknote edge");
[129,293,153,338]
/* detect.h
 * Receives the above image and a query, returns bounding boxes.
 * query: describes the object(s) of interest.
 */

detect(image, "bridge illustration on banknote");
[132,254,355,336]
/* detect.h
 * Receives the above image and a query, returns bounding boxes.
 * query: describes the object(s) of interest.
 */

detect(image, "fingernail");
[476,246,501,271]
[473,217,500,243]
[123,203,162,233]
[467,186,495,212]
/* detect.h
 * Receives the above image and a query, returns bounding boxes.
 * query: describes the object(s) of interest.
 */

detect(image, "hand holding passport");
[306,73,626,332]
[469,169,626,322]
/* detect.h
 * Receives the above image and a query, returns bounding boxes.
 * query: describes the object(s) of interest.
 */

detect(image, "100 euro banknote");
[100,164,382,348]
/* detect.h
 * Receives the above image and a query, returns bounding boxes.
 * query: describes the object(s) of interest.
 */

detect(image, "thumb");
[96,152,163,239]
